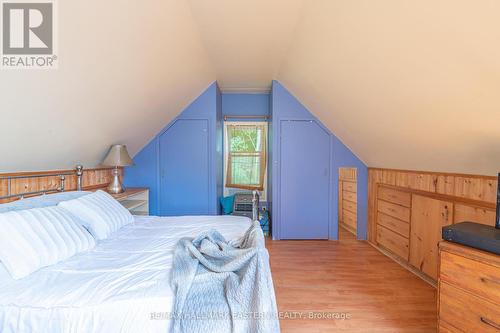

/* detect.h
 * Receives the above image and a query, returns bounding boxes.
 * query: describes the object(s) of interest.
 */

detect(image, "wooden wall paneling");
[395,171,409,188]
[0,180,7,195]
[10,175,61,196]
[0,180,9,203]
[436,175,455,196]
[409,195,453,280]
[407,173,437,192]
[453,204,496,226]
[454,177,483,202]
[380,169,396,186]
[369,167,498,284]
[367,169,380,243]
[370,169,497,209]
[0,167,122,203]
[481,178,497,203]
[454,177,497,204]
[339,167,357,181]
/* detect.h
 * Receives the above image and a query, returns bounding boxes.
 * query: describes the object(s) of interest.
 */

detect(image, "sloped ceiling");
[187,0,304,91]
[188,0,500,175]
[3,0,500,175]
[277,0,500,176]
[0,0,215,172]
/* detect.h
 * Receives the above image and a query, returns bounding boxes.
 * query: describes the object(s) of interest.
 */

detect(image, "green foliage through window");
[226,124,267,190]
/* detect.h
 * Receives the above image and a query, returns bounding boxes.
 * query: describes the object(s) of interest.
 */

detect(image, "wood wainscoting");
[0,167,123,203]
[368,168,497,284]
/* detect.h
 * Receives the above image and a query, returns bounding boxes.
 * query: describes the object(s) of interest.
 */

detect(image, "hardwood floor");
[266,227,437,333]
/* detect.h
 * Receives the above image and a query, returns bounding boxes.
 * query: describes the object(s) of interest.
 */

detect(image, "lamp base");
[107,168,125,194]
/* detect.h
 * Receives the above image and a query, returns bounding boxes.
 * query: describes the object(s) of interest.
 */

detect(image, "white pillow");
[0,206,96,279]
[58,190,133,240]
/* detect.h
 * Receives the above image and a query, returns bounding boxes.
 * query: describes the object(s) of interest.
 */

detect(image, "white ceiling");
[277,0,500,175]
[0,0,215,172]
[187,0,305,91]
[2,0,500,175]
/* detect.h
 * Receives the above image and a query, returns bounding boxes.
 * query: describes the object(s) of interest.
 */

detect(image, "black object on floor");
[442,222,500,255]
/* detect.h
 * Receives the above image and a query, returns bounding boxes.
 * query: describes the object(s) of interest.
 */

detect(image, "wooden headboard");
[0,167,123,204]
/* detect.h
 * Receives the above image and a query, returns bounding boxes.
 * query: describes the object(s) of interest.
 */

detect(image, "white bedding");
[0,215,252,333]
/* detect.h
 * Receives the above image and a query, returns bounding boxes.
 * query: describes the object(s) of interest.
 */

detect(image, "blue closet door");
[280,120,330,239]
[159,119,209,216]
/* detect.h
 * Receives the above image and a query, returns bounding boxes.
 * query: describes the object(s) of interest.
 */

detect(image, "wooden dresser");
[438,241,500,332]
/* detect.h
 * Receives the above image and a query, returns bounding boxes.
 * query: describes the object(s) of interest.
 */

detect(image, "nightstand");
[109,187,149,215]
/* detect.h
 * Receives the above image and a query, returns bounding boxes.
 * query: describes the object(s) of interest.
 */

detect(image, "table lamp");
[102,144,134,194]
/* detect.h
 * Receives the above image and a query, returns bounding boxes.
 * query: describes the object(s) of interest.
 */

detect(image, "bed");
[0,192,263,333]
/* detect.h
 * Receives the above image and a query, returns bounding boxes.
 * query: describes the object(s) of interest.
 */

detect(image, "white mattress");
[0,215,252,333]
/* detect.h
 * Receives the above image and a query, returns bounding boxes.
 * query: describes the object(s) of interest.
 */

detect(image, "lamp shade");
[102,145,134,167]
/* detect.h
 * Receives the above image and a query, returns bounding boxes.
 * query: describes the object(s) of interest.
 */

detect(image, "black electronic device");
[442,222,500,255]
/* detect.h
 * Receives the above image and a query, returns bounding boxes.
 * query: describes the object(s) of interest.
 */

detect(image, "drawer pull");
[480,317,500,330]
[481,277,500,286]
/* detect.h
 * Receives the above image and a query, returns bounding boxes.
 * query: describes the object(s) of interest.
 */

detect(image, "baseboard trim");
[367,241,437,288]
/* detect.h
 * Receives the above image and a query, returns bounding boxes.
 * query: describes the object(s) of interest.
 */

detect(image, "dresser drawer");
[440,282,500,333]
[343,199,357,214]
[343,209,357,229]
[376,225,409,260]
[439,320,461,333]
[378,186,411,207]
[343,190,357,203]
[377,200,410,222]
[342,181,357,193]
[377,212,409,238]
[440,251,500,305]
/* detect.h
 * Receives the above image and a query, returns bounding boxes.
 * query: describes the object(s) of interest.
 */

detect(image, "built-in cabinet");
[376,187,410,261]
[339,168,358,235]
[370,168,497,283]
[409,195,452,280]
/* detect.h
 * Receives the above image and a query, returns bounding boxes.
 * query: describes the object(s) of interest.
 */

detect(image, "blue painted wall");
[125,81,366,240]
[123,138,159,214]
[221,93,270,118]
[221,92,272,207]
[124,82,222,216]
[271,81,367,240]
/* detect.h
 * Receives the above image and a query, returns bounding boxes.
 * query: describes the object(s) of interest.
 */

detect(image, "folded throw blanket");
[170,221,280,333]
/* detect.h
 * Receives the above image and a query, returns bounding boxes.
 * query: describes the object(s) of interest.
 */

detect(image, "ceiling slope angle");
[276,0,500,175]
[187,0,305,92]
[0,0,215,172]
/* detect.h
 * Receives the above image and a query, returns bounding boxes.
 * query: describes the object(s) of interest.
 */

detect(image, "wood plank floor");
[266,228,437,333]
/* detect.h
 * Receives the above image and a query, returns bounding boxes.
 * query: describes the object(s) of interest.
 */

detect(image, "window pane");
[230,155,261,186]
[229,126,263,152]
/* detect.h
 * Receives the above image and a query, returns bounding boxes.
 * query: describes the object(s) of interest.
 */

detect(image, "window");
[225,122,267,191]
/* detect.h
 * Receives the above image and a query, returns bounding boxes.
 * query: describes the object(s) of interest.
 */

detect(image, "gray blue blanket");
[170,221,280,333]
